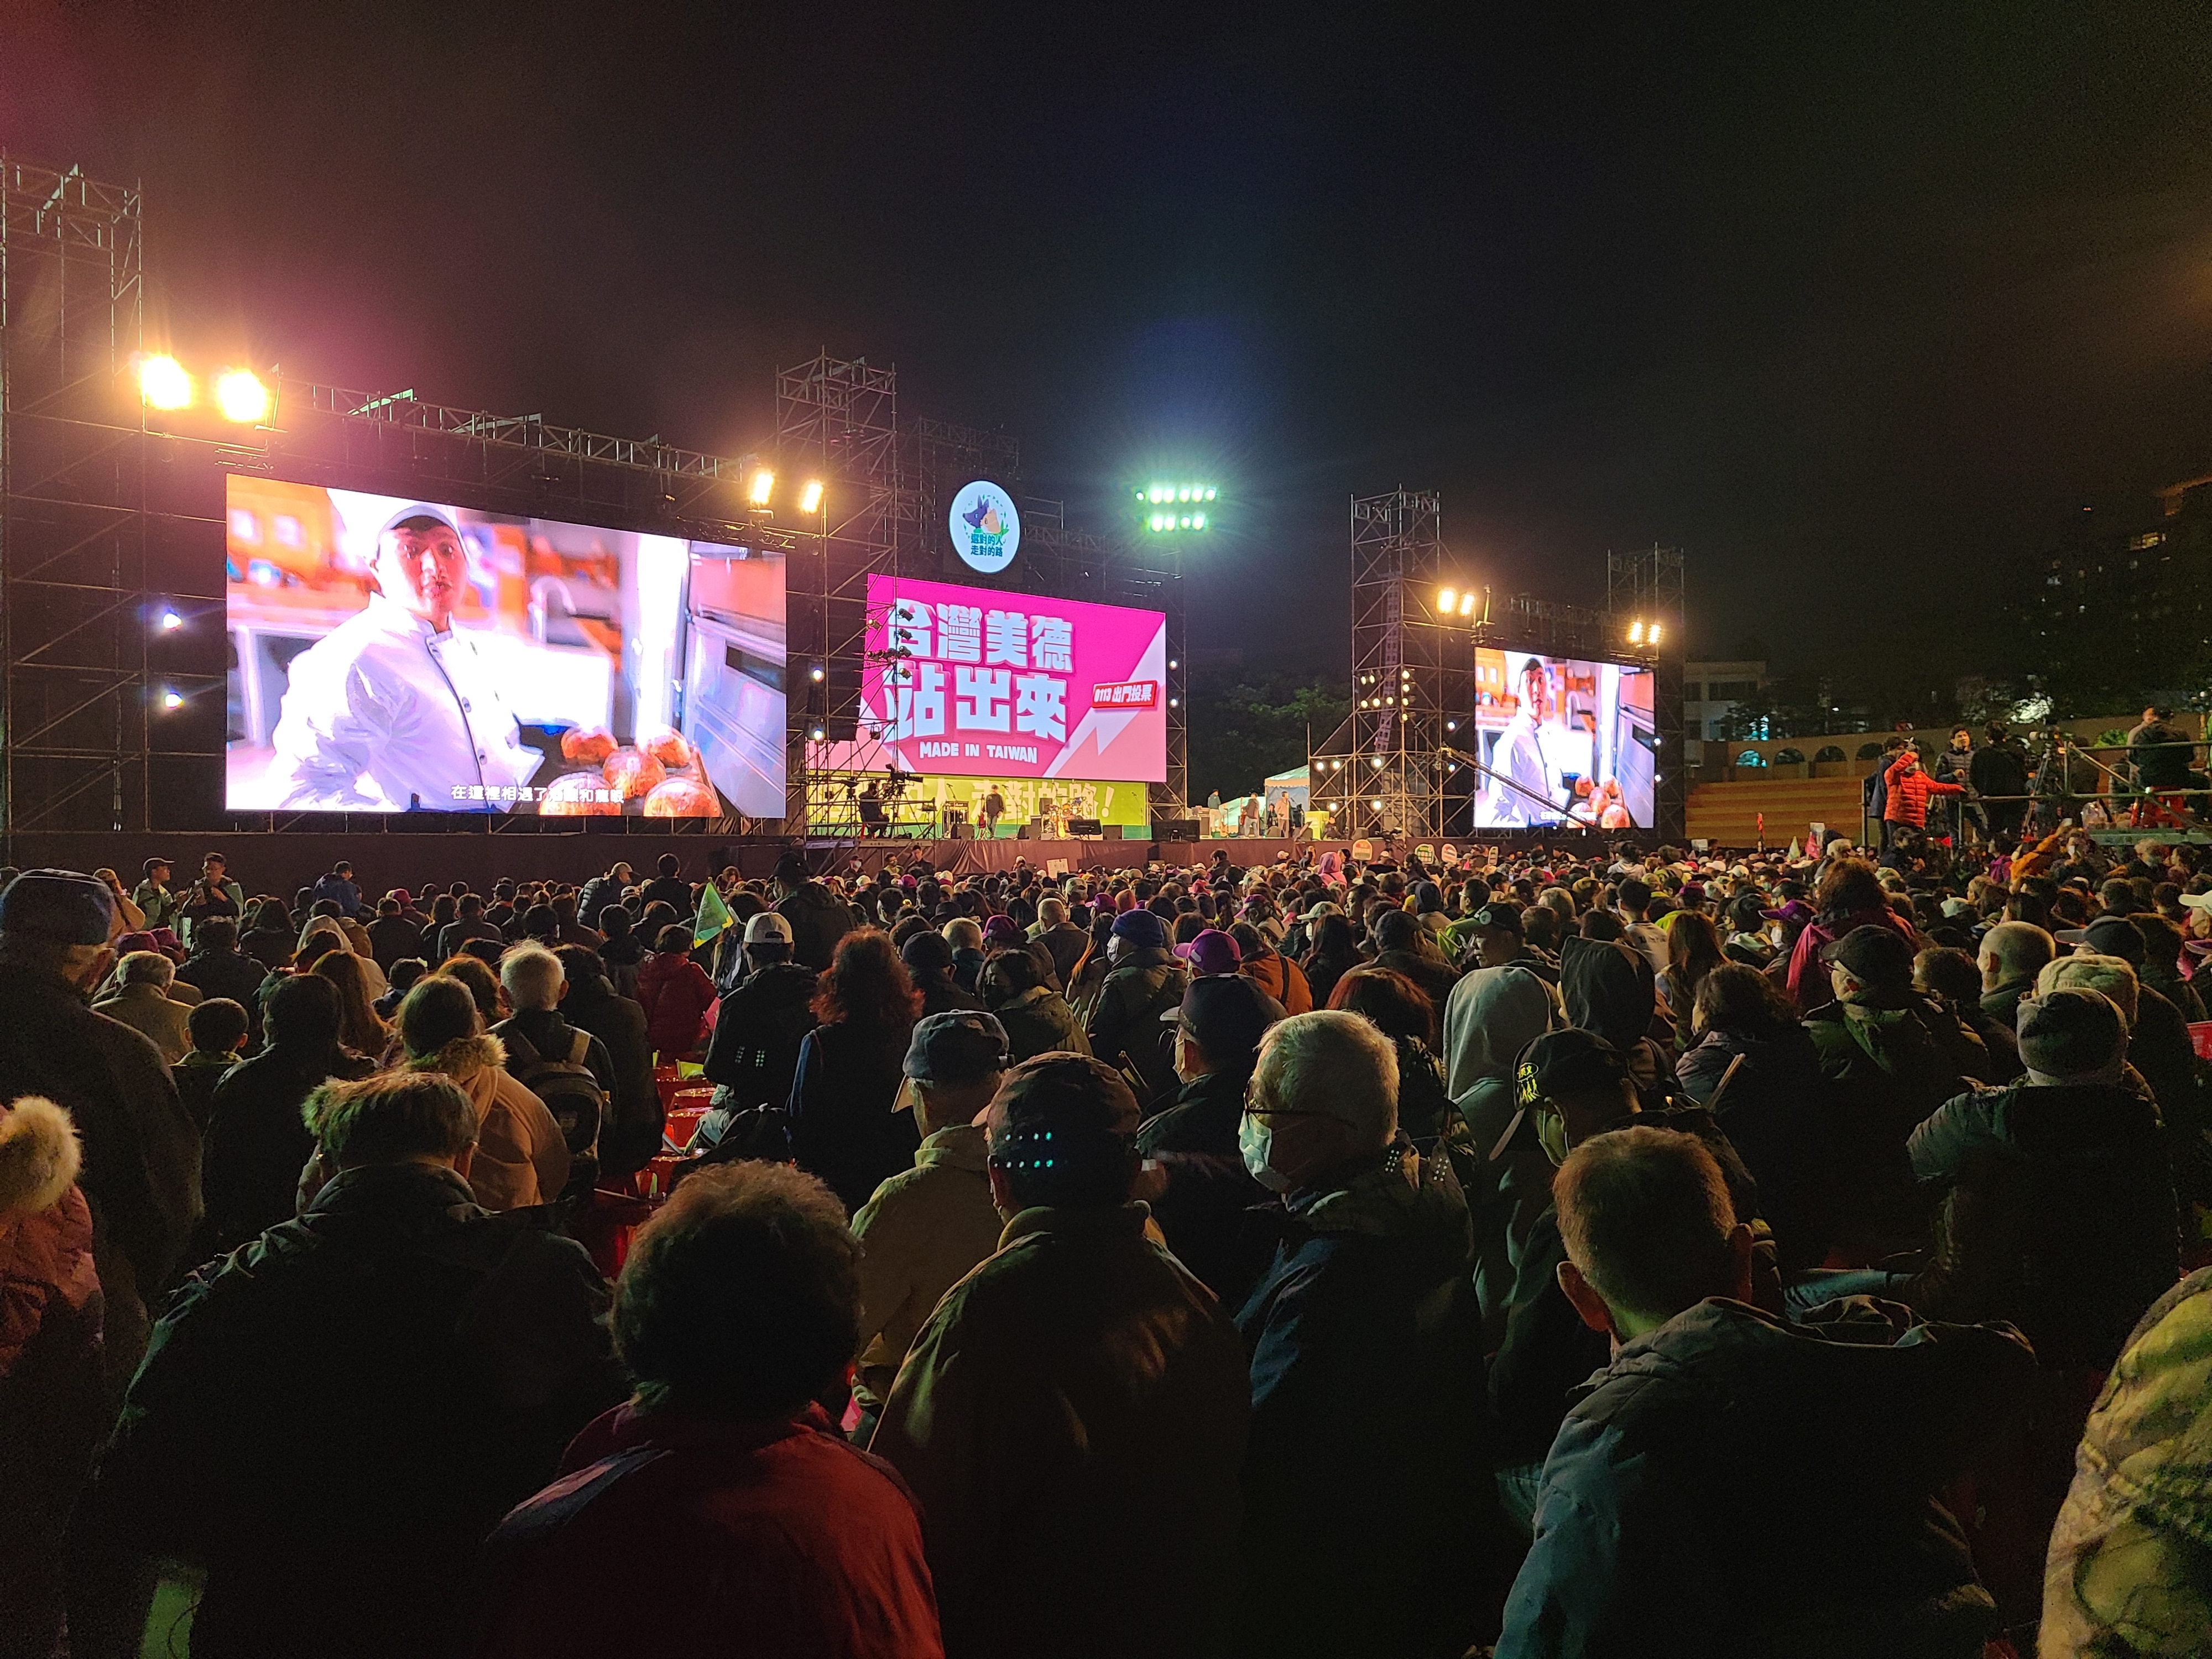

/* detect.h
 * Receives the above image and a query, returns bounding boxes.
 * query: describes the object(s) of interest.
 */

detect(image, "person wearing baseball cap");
[1808,925,1990,1222]
[1234,1010,1487,1658]
[1084,907,1182,1102]
[1175,926,1240,978]
[263,499,540,811]
[870,1055,1249,1659]
[0,870,197,1388]
[848,1011,1011,1428]
[1131,974,1285,1305]
[698,909,821,1120]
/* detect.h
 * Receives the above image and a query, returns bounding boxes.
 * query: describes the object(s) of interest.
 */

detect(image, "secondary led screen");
[224,476,786,816]
[1469,650,1656,831]
[860,574,1167,784]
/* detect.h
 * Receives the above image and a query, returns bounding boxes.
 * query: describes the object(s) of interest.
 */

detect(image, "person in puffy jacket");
[637,924,717,1062]
[1884,747,1965,835]
[1496,1125,2037,1659]
[979,946,1090,1065]
[0,1096,104,1655]
[1084,910,1185,1104]
[392,976,569,1211]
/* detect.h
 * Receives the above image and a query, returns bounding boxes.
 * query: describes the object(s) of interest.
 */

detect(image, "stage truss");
[1307,490,1684,846]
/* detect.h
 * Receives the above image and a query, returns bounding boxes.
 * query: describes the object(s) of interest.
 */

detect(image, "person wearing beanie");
[1083,909,1183,1103]
[1906,988,2178,1372]
[0,870,198,1391]
[870,1055,1248,1659]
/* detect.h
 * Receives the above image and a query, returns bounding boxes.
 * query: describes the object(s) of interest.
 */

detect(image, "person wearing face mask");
[264,502,540,811]
[1234,1010,1499,1659]
[0,870,199,1391]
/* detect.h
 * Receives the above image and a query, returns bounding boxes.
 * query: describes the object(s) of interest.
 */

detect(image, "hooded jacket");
[407,1035,571,1212]
[1561,935,1677,1108]
[870,1202,1250,1659]
[82,1162,623,1659]
[1237,1147,1493,1659]
[1238,946,1313,1015]
[1496,1298,2037,1659]
[850,1121,1004,1410]
[1442,965,1567,1342]
[0,1097,104,1657]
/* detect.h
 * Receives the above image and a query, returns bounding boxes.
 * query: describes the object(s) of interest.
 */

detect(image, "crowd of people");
[2,825,2210,1657]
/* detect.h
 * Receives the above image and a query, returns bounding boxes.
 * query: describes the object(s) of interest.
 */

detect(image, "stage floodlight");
[138,354,192,410]
[809,664,825,682]
[810,724,826,741]
[1439,587,1455,612]
[1459,592,1475,617]
[1179,515,1191,528]
[160,690,184,711]
[1168,658,1178,669]
[1647,623,1663,646]
[800,479,823,514]
[1192,513,1206,529]
[214,369,270,425]
[1629,619,1645,644]
[1168,696,1178,707]
[748,469,775,508]
[159,609,182,631]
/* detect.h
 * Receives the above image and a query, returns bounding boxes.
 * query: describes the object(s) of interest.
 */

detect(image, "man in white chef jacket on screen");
[264,502,541,811]
[1481,656,1563,827]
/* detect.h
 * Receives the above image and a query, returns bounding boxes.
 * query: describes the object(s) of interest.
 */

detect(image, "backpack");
[495,1022,605,1162]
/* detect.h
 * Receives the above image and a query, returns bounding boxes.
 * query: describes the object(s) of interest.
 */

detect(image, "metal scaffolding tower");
[1310,488,1446,840]
[1608,544,1685,838]
[0,157,181,839]
[776,353,904,833]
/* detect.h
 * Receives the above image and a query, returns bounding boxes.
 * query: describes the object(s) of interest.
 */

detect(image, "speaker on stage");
[1103,824,1125,839]
[1151,818,1202,839]
[1068,817,1103,837]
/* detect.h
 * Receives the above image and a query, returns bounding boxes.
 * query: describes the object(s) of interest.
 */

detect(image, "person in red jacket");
[1882,747,1964,843]
[0,1095,103,1654]
[475,1160,943,1659]
[635,924,718,1063]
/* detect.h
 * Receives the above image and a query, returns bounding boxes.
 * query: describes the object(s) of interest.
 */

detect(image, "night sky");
[11,2,2212,678]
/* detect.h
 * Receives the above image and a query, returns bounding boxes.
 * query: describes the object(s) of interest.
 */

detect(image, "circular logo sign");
[1351,838,1375,863]
[948,480,1020,575]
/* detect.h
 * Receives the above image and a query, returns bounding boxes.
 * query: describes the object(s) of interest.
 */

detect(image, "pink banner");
[862,575,1167,783]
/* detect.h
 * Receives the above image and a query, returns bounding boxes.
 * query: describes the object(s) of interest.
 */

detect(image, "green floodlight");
[1136,481,1219,531]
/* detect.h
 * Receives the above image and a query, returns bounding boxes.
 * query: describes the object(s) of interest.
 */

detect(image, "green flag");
[693,882,735,947]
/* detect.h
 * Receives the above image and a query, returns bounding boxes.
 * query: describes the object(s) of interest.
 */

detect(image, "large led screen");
[225,477,786,816]
[860,575,1167,784]
[1469,650,1655,831]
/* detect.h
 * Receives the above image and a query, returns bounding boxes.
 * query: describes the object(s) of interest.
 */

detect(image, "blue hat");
[1109,909,1168,951]
[0,869,116,945]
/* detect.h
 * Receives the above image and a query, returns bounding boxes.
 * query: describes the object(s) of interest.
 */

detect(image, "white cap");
[743,911,794,945]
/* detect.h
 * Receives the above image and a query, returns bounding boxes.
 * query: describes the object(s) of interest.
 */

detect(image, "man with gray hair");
[1497,1125,2037,1658]
[95,950,195,1064]
[1029,893,1089,988]
[1234,1010,1488,1659]
[491,943,617,1190]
